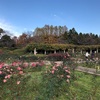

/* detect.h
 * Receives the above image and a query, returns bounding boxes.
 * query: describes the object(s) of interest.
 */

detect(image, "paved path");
[43,60,100,76]
[76,66,100,76]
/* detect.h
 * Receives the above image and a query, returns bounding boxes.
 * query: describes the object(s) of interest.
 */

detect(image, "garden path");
[76,66,100,76]
[43,60,100,76]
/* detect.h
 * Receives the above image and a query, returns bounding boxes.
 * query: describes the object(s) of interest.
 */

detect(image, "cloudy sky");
[0,0,100,36]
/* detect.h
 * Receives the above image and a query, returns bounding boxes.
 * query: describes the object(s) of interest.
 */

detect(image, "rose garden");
[0,44,100,100]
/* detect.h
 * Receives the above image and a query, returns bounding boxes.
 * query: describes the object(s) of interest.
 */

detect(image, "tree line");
[0,25,100,48]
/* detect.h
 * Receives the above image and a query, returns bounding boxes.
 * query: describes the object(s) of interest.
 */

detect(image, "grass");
[0,69,100,100]
[69,72,100,100]
[55,71,100,100]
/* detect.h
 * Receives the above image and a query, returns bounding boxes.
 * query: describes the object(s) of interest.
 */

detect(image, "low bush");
[46,53,70,61]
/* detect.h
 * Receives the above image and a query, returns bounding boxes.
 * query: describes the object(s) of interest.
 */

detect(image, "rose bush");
[37,62,71,100]
[0,61,44,84]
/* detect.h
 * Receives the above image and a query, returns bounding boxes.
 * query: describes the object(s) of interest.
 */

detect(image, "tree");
[17,33,29,47]
[0,35,15,47]
[0,28,5,34]
[43,34,58,44]
[49,25,54,35]
[0,28,5,38]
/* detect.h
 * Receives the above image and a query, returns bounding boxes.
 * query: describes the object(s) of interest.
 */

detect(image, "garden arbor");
[25,43,100,55]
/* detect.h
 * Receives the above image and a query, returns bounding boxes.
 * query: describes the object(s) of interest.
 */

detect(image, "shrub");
[47,53,70,61]
[0,61,44,84]
[37,63,71,99]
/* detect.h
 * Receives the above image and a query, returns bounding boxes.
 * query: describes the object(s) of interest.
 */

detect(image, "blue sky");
[0,0,100,36]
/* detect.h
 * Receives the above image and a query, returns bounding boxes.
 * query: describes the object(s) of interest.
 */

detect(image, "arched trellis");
[25,43,100,55]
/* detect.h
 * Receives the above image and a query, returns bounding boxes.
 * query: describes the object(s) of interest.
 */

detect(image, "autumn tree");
[17,33,30,47]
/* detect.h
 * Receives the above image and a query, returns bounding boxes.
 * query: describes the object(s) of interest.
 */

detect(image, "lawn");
[0,65,100,100]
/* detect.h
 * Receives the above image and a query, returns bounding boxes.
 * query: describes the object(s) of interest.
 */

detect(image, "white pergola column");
[34,48,37,55]
[90,49,92,54]
[64,50,65,53]
[54,50,56,54]
[72,48,74,53]
[96,48,98,53]
[80,49,83,54]
[44,50,46,54]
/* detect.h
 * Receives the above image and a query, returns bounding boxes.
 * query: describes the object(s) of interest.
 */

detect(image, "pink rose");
[65,70,70,74]
[5,76,8,79]
[17,67,22,71]
[3,79,7,83]
[66,75,70,78]
[31,63,36,67]
[0,71,2,74]
[24,63,29,67]
[65,70,69,72]
[7,75,11,79]
[63,66,67,69]
[52,66,56,70]
[0,65,3,69]
[64,56,66,58]
[51,70,55,74]
[12,62,17,66]
[19,71,23,74]
[17,81,20,85]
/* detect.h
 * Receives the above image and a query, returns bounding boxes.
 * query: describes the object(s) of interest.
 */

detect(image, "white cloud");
[0,18,21,37]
